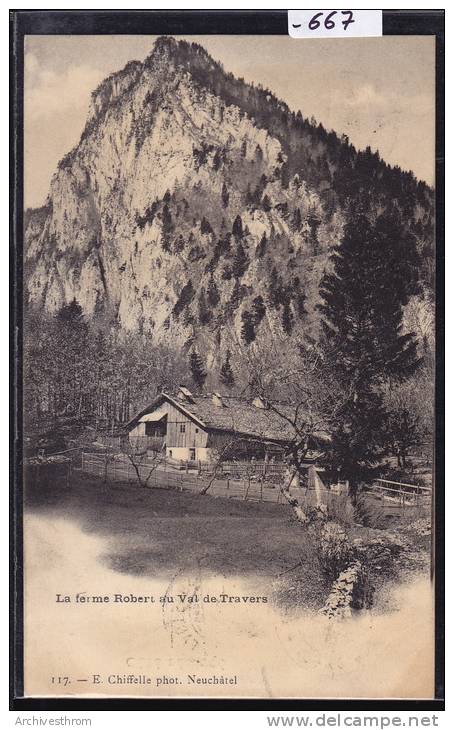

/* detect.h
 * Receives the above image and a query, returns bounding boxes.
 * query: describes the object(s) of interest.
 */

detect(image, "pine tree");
[241,310,256,345]
[198,288,211,325]
[220,350,235,388]
[161,204,173,251]
[174,234,185,254]
[291,208,302,231]
[307,208,320,253]
[320,212,420,384]
[256,232,267,258]
[56,298,85,325]
[221,182,229,209]
[252,295,266,324]
[262,194,272,212]
[189,350,207,389]
[282,301,294,335]
[173,280,195,318]
[296,292,307,317]
[213,149,222,171]
[232,243,249,278]
[229,278,243,310]
[319,212,421,489]
[200,217,213,235]
[232,215,243,240]
[207,277,220,307]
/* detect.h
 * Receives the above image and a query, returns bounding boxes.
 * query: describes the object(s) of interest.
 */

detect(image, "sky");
[24,34,435,209]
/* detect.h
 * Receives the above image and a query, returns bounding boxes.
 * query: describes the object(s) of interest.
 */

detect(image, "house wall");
[166,446,214,462]
[165,403,208,449]
[129,402,209,459]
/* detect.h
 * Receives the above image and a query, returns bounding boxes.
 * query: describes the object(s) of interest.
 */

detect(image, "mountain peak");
[145,35,222,76]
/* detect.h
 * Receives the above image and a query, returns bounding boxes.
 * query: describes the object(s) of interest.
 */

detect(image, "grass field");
[25,470,330,610]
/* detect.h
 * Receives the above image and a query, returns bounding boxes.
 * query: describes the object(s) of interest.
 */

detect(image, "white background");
[3,0,450,726]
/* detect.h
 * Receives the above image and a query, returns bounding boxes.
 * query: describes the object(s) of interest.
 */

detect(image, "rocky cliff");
[24,36,434,363]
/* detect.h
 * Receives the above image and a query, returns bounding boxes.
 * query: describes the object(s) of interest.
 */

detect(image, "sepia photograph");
[17,26,438,701]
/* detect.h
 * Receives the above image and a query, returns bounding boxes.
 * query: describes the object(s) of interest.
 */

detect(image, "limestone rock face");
[24,36,433,362]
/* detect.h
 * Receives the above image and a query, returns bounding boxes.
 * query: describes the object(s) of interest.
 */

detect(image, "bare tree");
[125,435,165,488]
[199,433,240,495]
[243,339,348,479]
[383,379,429,469]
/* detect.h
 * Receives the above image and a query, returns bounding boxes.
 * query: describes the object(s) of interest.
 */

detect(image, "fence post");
[260,477,263,502]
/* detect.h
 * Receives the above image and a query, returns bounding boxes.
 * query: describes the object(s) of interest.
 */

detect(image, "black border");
[10,9,445,712]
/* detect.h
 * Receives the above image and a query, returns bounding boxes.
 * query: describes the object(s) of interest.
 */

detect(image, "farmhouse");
[127,386,326,464]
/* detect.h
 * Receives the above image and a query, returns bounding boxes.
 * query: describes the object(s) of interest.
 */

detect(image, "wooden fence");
[79,452,432,512]
[80,452,288,504]
[368,478,432,508]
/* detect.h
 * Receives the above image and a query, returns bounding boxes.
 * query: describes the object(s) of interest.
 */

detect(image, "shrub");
[314,521,351,580]
[354,493,388,529]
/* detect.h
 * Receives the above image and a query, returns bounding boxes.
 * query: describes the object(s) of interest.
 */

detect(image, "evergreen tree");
[319,212,421,489]
[221,181,229,209]
[232,243,249,278]
[161,204,173,251]
[173,280,195,318]
[232,214,243,240]
[212,149,222,171]
[189,350,207,389]
[320,213,420,383]
[252,295,266,324]
[262,194,272,212]
[174,234,185,254]
[282,301,294,335]
[296,292,307,318]
[229,278,244,310]
[207,277,220,307]
[220,350,235,388]
[241,310,256,345]
[254,144,263,162]
[307,208,321,253]
[198,288,211,325]
[200,217,213,235]
[56,298,85,326]
[291,208,302,231]
[256,232,267,258]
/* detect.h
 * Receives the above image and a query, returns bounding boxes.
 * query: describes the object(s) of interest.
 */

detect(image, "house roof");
[129,391,330,446]
[139,407,167,423]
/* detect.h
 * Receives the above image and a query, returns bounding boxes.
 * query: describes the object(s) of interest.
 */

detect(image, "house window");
[195,428,199,433]
[179,424,186,433]
[189,448,196,461]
